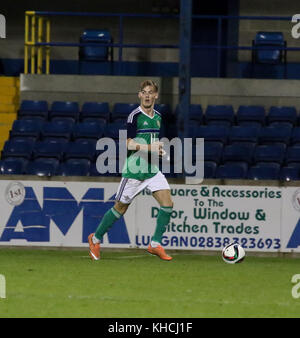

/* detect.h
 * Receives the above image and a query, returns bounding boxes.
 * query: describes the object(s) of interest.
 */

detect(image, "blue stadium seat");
[57,159,90,176]
[0,158,27,175]
[247,163,280,180]
[79,29,113,61]
[286,145,300,165]
[205,105,235,126]
[229,125,260,144]
[216,162,248,179]
[204,161,217,178]
[18,100,48,120]
[89,163,102,177]
[72,121,104,141]
[154,104,171,116]
[192,125,229,144]
[80,102,110,122]
[111,103,139,122]
[204,141,223,164]
[291,127,300,145]
[254,143,286,164]
[222,143,256,165]
[104,121,127,140]
[25,159,59,177]
[49,101,79,122]
[10,119,43,140]
[41,120,74,141]
[189,104,203,124]
[280,166,300,181]
[236,105,266,126]
[267,106,297,126]
[64,140,96,162]
[252,31,286,65]
[32,140,67,161]
[1,139,34,160]
[258,125,292,145]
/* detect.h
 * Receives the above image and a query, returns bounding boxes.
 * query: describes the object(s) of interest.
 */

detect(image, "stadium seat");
[80,102,110,122]
[252,31,287,65]
[216,162,248,179]
[204,105,235,126]
[236,105,266,126]
[222,143,256,165]
[49,101,79,122]
[79,29,113,62]
[247,163,280,180]
[72,121,104,141]
[89,163,102,177]
[254,143,286,165]
[57,159,90,176]
[111,103,139,122]
[204,141,223,164]
[228,125,260,144]
[154,103,171,116]
[280,166,300,181]
[104,121,127,140]
[1,139,34,160]
[191,125,229,144]
[258,125,292,145]
[285,145,300,165]
[41,120,74,141]
[204,161,217,178]
[251,31,287,78]
[0,158,27,175]
[32,140,67,161]
[25,159,59,177]
[267,106,297,126]
[64,140,96,162]
[10,119,43,140]
[189,104,203,124]
[290,127,300,145]
[18,100,48,120]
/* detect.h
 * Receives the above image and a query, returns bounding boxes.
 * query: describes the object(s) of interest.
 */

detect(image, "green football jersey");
[122,106,162,181]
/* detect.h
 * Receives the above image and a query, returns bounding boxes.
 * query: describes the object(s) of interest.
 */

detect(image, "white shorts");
[115,171,170,204]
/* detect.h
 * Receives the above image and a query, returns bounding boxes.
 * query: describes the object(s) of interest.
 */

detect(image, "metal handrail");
[24,11,298,75]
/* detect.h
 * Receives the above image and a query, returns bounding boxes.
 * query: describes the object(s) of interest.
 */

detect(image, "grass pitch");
[0,247,299,318]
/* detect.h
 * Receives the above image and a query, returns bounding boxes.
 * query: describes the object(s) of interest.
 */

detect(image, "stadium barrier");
[24,11,300,76]
[0,177,300,253]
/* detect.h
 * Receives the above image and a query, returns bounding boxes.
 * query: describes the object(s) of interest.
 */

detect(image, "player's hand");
[150,141,164,155]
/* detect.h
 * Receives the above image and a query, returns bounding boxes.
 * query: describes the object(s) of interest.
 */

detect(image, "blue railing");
[26,11,300,76]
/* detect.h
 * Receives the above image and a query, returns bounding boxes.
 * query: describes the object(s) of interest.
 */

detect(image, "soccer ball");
[222,242,245,264]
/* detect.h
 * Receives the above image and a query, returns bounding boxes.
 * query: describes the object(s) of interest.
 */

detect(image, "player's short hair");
[139,80,158,93]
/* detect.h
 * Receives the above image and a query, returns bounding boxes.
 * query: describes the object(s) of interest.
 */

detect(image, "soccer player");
[88,80,174,261]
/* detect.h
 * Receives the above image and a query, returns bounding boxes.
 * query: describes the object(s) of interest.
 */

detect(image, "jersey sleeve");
[126,113,138,139]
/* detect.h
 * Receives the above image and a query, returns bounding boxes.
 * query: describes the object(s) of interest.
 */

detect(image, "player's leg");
[94,200,129,241]
[88,178,131,260]
[151,189,173,245]
[146,172,174,260]
[88,201,129,260]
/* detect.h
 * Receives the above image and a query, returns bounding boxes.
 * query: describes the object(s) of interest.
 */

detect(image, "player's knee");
[114,201,129,215]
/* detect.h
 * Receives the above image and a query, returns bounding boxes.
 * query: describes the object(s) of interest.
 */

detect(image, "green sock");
[95,207,122,240]
[152,206,173,244]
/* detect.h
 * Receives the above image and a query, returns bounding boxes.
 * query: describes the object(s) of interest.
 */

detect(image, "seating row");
[0,157,299,181]
[2,138,300,166]
[18,100,300,126]
[9,118,300,145]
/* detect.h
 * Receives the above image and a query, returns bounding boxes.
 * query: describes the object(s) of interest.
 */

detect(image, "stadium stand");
[2,97,300,181]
